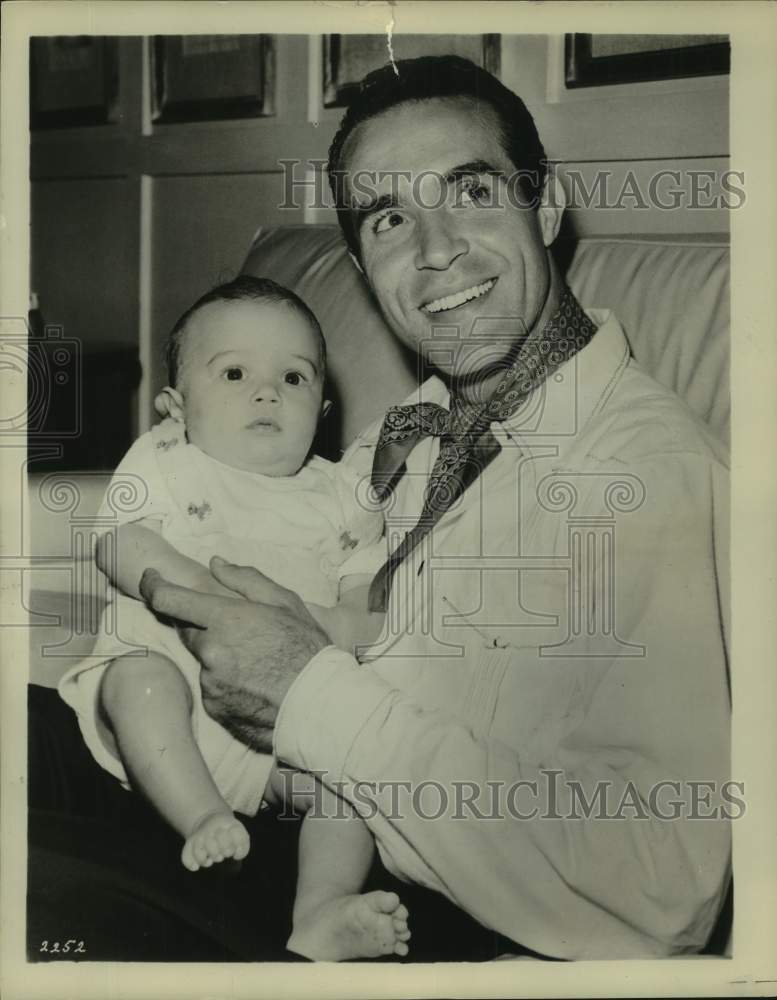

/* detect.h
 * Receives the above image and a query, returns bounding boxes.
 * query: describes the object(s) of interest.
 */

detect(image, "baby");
[59,275,409,961]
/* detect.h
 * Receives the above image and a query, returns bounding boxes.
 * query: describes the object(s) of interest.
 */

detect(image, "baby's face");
[178,298,325,476]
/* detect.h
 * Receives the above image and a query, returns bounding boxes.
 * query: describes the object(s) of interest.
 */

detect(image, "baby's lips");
[246,417,281,431]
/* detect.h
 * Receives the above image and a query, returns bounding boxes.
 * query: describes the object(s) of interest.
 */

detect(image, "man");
[139,56,731,958]
[30,56,731,961]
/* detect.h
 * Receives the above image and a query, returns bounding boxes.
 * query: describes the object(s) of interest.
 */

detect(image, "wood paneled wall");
[31,34,729,437]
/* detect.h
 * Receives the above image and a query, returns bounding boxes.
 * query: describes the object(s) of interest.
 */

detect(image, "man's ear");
[537,170,566,248]
[321,398,333,419]
[154,386,185,422]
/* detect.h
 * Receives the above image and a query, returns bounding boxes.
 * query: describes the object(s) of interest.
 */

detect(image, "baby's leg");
[99,652,250,871]
[281,774,410,961]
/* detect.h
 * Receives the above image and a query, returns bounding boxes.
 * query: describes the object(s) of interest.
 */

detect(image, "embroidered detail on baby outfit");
[340,531,359,550]
[156,438,179,451]
[187,501,212,521]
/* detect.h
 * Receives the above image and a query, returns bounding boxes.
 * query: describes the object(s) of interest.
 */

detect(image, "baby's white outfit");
[59,418,385,816]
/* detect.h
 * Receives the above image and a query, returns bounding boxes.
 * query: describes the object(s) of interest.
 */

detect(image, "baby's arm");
[307,577,384,658]
[95,520,232,600]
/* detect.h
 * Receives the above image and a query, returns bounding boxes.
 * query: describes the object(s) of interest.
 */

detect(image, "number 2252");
[39,940,86,955]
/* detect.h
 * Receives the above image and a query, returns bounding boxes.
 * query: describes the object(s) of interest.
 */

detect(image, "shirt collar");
[500,309,630,458]
[354,310,630,465]
[359,309,627,453]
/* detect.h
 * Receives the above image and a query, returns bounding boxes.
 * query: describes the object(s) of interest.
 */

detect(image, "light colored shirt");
[274,310,731,959]
[59,418,385,815]
[100,418,386,604]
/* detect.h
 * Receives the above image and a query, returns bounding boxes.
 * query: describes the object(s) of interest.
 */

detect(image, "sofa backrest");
[565,236,729,446]
[242,226,730,451]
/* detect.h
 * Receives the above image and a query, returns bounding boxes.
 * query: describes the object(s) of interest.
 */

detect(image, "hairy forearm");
[198,603,332,754]
[96,523,226,600]
[202,673,279,754]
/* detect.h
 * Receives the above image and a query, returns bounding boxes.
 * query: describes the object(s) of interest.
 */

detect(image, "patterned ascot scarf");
[367,286,598,612]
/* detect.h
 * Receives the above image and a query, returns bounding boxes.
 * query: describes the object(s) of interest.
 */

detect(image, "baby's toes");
[394,939,410,957]
[194,838,215,867]
[371,890,401,914]
[181,840,200,872]
[392,904,410,935]
[213,825,237,858]
[205,833,226,862]
[231,823,250,860]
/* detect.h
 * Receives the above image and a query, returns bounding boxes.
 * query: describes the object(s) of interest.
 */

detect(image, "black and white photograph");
[2,1,776,998]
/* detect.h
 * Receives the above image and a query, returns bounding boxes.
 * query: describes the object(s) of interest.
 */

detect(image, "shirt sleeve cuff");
[273,645,391,781]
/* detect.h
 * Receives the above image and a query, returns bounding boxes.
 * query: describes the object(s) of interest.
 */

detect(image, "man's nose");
[414,211,468,271]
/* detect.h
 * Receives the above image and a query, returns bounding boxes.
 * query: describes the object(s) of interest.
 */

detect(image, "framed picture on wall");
[323,34,501,108]
[151,34,276,123]
[29,36,119,129]
[565,34,730,89]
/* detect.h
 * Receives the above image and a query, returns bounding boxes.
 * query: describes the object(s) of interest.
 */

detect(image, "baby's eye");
[222,366,245,382]
[373,210,406,235]
[284,371,306,386]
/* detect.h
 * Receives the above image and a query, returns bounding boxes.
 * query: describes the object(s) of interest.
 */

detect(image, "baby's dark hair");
[327,55,548,262]
[165,274,326,388]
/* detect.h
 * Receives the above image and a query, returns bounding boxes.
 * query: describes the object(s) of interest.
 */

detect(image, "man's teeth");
[423,279,495,314]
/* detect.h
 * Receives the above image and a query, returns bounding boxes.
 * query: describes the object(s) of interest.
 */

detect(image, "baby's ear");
[154,386,185,422]
[321,398,333,419]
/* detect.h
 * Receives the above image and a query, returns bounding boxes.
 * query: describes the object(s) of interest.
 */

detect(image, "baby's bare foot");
[287,890,411,961]
[181,810,250,872]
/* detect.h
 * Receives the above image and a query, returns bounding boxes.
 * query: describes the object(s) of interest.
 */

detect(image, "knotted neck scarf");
[367,287,598,613]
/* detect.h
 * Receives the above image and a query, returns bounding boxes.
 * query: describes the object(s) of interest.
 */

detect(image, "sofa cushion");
[565,236,729,446]
[243,226,729,449]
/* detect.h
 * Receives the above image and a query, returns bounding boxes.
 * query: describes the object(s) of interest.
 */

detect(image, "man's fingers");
[191,633,237,676]
[209,556,298,609]
[139,568,233,627]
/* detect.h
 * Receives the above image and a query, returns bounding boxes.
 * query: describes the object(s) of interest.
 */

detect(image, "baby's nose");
[253,381,280,403]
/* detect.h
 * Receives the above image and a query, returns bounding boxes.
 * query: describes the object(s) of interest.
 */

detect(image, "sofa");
[27,225,730,693]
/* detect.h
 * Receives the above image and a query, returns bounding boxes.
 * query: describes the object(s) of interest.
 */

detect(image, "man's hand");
[140,557,330,753]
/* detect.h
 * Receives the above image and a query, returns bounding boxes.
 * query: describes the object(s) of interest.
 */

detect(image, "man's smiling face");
[341,97,562,387]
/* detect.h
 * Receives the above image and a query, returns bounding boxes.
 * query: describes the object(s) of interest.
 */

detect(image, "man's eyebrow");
[444,160,505,183]
[352,192,398,230]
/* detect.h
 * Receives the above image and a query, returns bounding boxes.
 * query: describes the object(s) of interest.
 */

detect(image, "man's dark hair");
[327,55,548,260]
[165,274,325,388]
